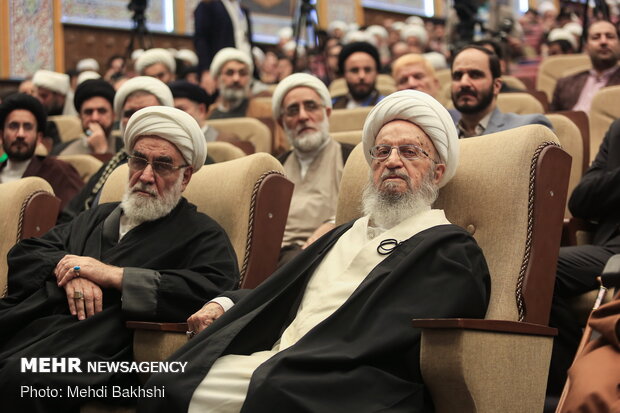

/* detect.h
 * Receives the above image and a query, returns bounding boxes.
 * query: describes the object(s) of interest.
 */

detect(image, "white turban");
[33,70,70,95]
[548,28,577,50]
[563,22,583,38]
[328,20,348,35]
[176,49,199,66]
[76,58,100,73]
[135,48,176,75]
[362,90,459,188]
[278,27,293,40]
[113,76,174,120]
[76,70,101,85]
[124,106,207,172]
[423,52,448,70]
[131,49,145,61]
[401,25,428,47]
[366,25,388,40]
[271,73,332,119]
[406,16,425,27]
[210,47,253,77]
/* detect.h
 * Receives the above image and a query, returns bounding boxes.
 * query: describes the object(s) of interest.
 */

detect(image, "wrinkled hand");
[86,122,108,154]
[63,277,103,320]
[302,222,335,249]
[187,302,224,335]
[55,254,123,290]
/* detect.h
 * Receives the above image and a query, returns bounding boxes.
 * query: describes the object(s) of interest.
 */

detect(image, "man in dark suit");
[194,0,253,95]
[451,45,552,138]
[551,20,620,112]
[548,118,620,396]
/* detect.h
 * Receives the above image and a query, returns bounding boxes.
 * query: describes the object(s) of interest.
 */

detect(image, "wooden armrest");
[126,321,187,332]
[562,217,596,246]
[411,318,557,336]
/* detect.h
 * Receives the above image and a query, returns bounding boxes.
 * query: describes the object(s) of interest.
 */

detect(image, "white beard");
[284,116,330,153]
[120,173,184,227]
[361,167,439,230]
[220,83,250,110]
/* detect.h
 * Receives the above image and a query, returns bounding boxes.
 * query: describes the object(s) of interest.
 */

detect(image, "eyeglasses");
[127,155,189,176]
[369,144,437,163]
[283,100,324,118]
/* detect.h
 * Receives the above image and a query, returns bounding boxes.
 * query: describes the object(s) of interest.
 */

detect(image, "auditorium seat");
[0,177,60,298]
[336,124,570,413]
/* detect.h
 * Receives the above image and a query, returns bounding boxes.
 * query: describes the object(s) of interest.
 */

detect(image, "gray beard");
[220,85,249,110]
[361,167,439,230]
[120,173,184,227]
[284,118,330,153]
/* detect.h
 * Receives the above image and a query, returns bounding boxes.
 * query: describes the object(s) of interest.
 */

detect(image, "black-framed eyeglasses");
[283,100,324,117]
[127,155,189,176]
[369,144,438,163]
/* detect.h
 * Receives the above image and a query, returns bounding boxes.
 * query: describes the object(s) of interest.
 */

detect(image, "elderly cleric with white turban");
[362,89,459,188]
[124,106,207,173]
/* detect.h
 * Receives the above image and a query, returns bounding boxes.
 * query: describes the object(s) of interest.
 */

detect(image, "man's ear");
[493,77,502,96]
[36,131,44,144]
[325,106,332,118]
[276,116,284,128]
[180,166,193,192]
[433,163,446,185]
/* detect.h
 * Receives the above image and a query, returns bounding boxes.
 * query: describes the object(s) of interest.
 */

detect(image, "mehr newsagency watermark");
[19,357,187,398]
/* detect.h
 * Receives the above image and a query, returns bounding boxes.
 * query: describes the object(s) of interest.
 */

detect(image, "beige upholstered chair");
[97,152,293,365]
[329,107,372,133]
[435,68,452,89]
[331,130,362,146]
[0,177,60,298]
[501,75,528,91]
[536,54,592,102]
[546,113,587,218]
[57,154,104,183]
[48,115,83,142]
[589,85,620,162]
[336,125,570,413]
[206,141,246,163]
[206,117,272,153]
[496,92,546,115]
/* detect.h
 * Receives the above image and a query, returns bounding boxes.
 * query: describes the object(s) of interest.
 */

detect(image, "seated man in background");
[169,80,219,143]
[32,69,77,117]
[551,20,620,112]
[0,106,239,413]
[450,45,552,137]
[53,79,121,156]
[61,76,174,221]
[272,73,355,265]
[332,41,385,108]
[0,93,83,211]
[548,117,620,396]
[392,53,440,96]
[139,90,491,413]
[134,48,177,84]
[207,48,255,120]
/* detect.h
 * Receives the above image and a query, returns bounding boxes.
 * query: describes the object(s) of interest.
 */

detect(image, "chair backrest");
[536,54,592,101]
[99,153,294,289]
[48,115,83,142]
[0,177,60,297]
[57,154,103,183]
[206,141,246,163]
[206,117,272,154]
[329,107,373,133]
[501,75,528,91]
[435,68,452,89]
[336,125,570,325]
[546,113,587,218]
[331,130,362,146]
[496,92,545,115]
[589,85,620,162]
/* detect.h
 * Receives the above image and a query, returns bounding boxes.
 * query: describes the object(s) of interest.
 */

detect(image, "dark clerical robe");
[139,222,490,413]
[0,198,239,413]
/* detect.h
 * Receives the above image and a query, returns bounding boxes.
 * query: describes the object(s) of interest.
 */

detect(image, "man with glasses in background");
[0,106,239,413]
[140,90,490,413]
[270,73,355,265]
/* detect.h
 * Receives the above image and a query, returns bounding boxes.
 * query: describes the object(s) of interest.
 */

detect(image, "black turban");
[0,93,47,133]
[73,79,115,112]
[337,41,381,75]
[168,80,213,106]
